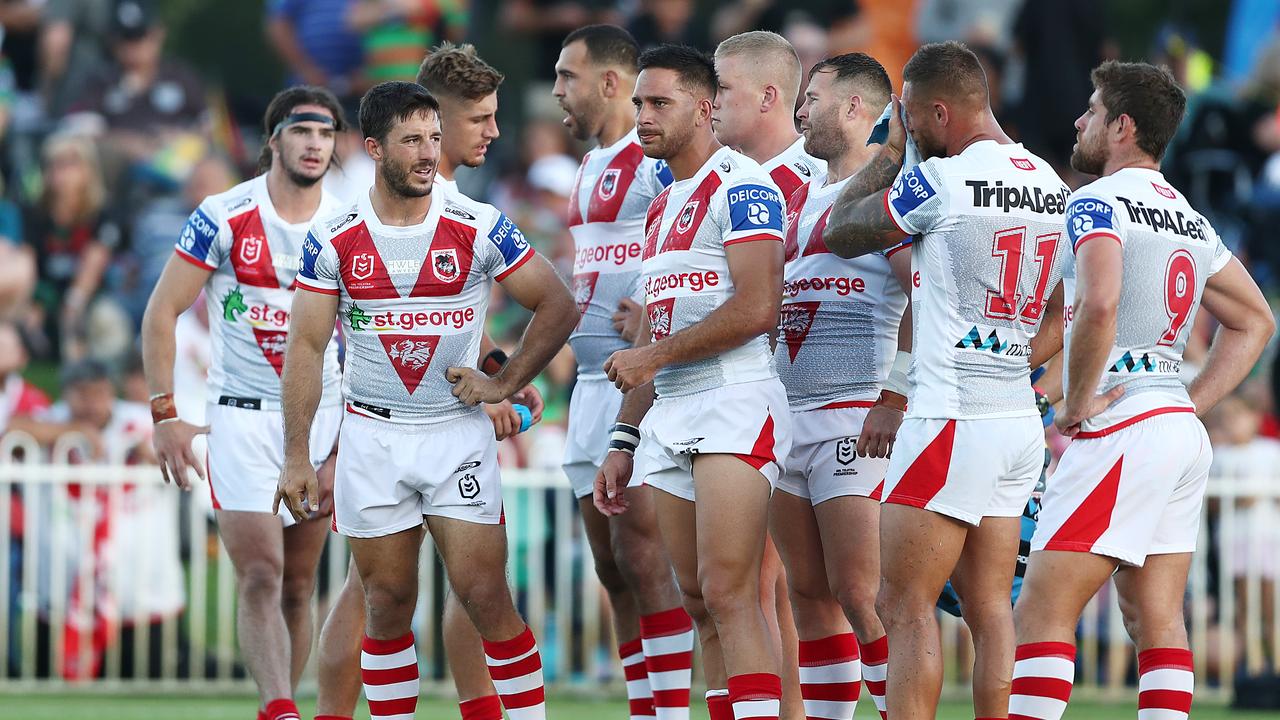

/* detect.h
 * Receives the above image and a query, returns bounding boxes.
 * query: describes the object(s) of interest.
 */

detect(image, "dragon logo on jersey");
[222,286,248,322]
[675,201,700,234]
[378,334,442,393]
[239,237,263,265]
[779,302,819,362]
[598,169,620,200]
[352,253,375,280]
[431,248,460,282]
[252,328,288,376]
[572,272,598,317]
[648,298,674,340]
[347,303,372,331]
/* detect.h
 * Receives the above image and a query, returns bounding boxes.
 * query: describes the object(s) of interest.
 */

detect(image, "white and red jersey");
[1062,168,1232,435]
[885,141,1069,419]
[297,187,535,423]
[643,146,785,397]
[760,137,825,204]
[777,176,909,410]
[175,175,343,406]
[568,129,673,379]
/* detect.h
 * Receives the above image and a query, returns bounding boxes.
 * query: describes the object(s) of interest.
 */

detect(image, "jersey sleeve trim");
[494,246,535,281]
[885,239,912,257]
[295,276,340,295]
[724,233,783,247]
[883,190,911,236]
[174,247,217,271]
[1072,230,1123,251]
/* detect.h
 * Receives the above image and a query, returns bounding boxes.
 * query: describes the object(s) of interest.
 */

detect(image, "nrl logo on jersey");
[351,253,375,280]
[598,169,621,200]
[675,201,699,234]
[239,236,264,265]
[328,212,358,234]
[431,248,460,282]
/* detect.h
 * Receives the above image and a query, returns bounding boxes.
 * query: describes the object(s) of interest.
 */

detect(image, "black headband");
[272,112,337,137]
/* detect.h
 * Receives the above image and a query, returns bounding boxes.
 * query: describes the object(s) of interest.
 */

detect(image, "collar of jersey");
[358,183,444,237]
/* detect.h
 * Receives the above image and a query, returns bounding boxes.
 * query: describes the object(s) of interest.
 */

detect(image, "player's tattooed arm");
[824,151,905,259]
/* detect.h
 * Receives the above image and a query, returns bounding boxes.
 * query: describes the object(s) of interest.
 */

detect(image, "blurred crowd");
[0,0,1277,683]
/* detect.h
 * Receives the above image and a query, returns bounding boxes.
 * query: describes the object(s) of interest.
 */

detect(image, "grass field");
[6,694,1279,720]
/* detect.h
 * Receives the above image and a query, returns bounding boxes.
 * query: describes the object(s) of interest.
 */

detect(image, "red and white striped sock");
[1137,648,1194,720]
[640,607,695,720]
[314,716,353,720]
[256,710,266,720]
[728,673,782,720]
[798,633,861,720]
[483,626,546,720]
[706,689,733,720]
[459,695,502,720]
[1008,641,1075,720]
[620,637,657,720]
[858,636,888,720]
[361,633,419,720]
[263,699,299,720]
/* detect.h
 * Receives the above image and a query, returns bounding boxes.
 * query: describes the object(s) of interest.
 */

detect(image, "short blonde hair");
[715,31,802,107]
[41,133,105,223]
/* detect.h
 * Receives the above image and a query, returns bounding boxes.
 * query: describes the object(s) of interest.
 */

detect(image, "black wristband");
[608,422,641,455]
[482,348,509,376]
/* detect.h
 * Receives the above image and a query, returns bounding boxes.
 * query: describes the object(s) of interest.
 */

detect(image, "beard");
[280,155,326,188]
[1070,137,1106,175]
[565,98,603,142]
[912,129,947,161]
[803,114,844,162]
[380,155,433,198]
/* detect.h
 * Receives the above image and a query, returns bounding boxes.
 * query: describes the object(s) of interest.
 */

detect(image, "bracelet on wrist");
[875,389,908,412]
[150,393,178,424]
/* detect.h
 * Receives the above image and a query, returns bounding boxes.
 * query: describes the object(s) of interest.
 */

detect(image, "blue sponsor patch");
[727,183,783,232]
[1066,197,1116,248]
[299,232,324,280]
[887,166,936,219]
[654,160,674,187]
[177,207,217,262]
[488,213,530,266]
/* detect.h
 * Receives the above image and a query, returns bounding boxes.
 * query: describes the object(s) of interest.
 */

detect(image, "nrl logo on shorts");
[239,236,263,265]
[598,169,620,200]
[675,201,699,234]
[836,437,857,466]
[386,339,433,370]
[351,253,375,280]
[458,473,480,499]
[431,248,460,282]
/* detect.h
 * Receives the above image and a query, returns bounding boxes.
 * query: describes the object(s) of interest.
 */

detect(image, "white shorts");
[206,402,343,526]
[334,409,502,538]
[633,378,793,502]
[1032,410,1211,566]
[562,377,624,499]
[881,415,1043,526]
[776,403,889,505]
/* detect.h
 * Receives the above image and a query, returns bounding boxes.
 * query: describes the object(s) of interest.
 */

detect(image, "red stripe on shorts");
[1043,455,1123,552]
[884,419,956,508]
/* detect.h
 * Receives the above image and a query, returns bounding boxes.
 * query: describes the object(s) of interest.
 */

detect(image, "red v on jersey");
[780,301,819,362]
[783,184,811,262]
[567,161,586,227]
[410,218,476,297]
[333,223,398,300]
[770,165,805,203]
[228,208,279,289]
[658,173,722,255]
[801,206,835,256]
[586,143,645,223]
[642,189,672,259]
[379,334,442,394]
[252,328,288,376]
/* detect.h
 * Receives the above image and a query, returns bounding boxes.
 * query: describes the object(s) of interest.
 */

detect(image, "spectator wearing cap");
[266,0,364,111]
[68,0,209,172]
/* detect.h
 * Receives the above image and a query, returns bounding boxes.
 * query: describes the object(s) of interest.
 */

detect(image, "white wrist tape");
[885,351,912,397]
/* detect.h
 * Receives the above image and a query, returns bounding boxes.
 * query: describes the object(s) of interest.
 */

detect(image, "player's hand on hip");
[1055,385,1125,437]
[152,419,210,491]
[316,451,338,517]
[275,457,319,524]
[612,298,644,344]
[509,383,544,424]
[446,367,508,405]
[484,400,520,440]
[858,404,903,458]
[594,450,634,516]
[604,346,658,392]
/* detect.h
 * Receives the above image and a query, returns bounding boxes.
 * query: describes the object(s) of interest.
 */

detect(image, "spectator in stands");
[22,134,124,362]
[37,0,111,118]
[711,0,863,49]
[1206,393,1280,669]
[346,0,468,86]
[503,0,619,72]
[626,0,710,51]
[266,0,364,112]
[69,0,208,186]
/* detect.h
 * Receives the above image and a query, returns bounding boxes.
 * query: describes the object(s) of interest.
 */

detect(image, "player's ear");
[696,97,714,126]
[846,94,861,121]
[364,136,382,162]
[602,69,619,98]
[761,84,778,112]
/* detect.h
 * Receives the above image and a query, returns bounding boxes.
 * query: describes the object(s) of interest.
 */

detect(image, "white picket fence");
[0,428,1277,705]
